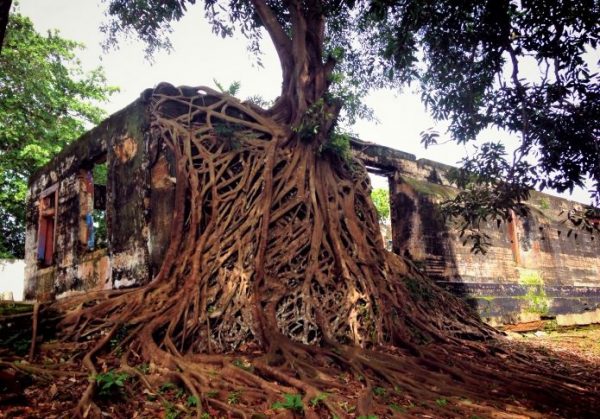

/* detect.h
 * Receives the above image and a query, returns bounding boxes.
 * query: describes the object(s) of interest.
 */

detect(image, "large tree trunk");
[0,0,12,53]
[139,84,488,353]
[251,0,338,139]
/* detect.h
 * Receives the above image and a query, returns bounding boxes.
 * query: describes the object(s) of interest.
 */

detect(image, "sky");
[16,0,593,203]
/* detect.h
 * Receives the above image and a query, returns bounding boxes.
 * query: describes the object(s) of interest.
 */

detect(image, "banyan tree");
[16,0,600,417]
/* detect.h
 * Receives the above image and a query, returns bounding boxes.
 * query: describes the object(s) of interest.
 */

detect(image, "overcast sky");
[16,1,593,203]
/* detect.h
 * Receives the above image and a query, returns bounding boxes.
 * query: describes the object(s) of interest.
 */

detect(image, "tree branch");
[0,0,12,53]
[250,0,292,69]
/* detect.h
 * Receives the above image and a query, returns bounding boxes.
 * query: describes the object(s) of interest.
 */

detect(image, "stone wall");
[24,92,154,300]
[354,139,600,326]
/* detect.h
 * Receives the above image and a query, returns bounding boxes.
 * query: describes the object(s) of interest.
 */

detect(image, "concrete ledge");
[556,308,600,326]
[440,281,600,325]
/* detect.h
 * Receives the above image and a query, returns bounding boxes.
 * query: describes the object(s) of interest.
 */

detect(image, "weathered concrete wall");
[354,139,600,326]
[24,92,154,300]
[0,259,25,301]
[107,97,153,288]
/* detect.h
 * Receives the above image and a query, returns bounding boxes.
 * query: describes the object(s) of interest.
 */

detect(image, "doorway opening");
[368,171,392,250]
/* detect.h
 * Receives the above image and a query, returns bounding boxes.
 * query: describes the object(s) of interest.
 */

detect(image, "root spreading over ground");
[6,85,600,418]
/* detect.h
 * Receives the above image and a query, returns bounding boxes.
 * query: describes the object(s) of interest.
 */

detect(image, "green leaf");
[272,393,304,412]
[186,395,199,407]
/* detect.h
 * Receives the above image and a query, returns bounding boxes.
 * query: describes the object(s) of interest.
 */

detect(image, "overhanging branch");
[0,0,12,53]
[250,0,292,69]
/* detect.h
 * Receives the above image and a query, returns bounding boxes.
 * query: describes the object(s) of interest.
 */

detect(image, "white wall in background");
[0,259,25,301]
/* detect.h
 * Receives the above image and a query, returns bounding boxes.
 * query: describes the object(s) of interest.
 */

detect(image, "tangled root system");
[24,85,599,418]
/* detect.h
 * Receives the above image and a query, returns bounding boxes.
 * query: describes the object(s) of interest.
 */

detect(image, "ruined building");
[25,87,600,326]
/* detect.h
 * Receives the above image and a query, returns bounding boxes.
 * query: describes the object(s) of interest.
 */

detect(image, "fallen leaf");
[49,383,58,399]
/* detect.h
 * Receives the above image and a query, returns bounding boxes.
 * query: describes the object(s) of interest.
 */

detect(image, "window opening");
[79,158,108,251]
[92,161,108,249]
[37,184,58,266]
[369,172,392,250]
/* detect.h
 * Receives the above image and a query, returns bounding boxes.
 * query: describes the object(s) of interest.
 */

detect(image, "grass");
[0,302,33,315]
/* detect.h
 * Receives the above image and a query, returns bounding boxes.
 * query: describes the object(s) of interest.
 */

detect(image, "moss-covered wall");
[24,92,154,300]
[353,140,600,326]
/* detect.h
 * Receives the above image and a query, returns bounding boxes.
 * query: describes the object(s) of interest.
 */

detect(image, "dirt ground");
[507,324,600,366]
[1,323,599,418]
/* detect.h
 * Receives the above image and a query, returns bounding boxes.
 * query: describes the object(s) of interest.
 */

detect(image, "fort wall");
[355,140,600,325]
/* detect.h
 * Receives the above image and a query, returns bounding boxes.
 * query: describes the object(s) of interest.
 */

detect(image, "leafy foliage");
[213,78,241,96]
[0,10,116,258]
[94,370,129,396]
[371,0,599,198]
[226,390,241,405]
[159,382,177,393]
[232,358,253,371]
[322,131,352,162]
[371,188,390,221]
[440,142,531,253]
[435,398,448,407]
[163,401,181,419]
[519,270,549,314]
[272,393,304,412]
[372,386,387,397]
[309,392,328,407]
[563,206,600,235]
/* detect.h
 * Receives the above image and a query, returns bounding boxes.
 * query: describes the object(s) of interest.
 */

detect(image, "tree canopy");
[102,0,599,201]
[0,10,116,258]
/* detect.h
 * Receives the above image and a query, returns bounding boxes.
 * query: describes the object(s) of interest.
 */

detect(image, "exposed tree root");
[16,84,600,418]
[28,301,39,361]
